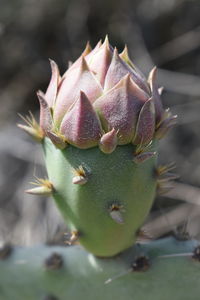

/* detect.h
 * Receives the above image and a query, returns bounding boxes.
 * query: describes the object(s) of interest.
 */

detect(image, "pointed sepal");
[99,128,118,154]
[132,98,155,145]
[94,74,149,144]
[148,67,164,123]
[60,91,102,149]
[37,90,52,132]
[87,36,113,86]
[54,57,102,125]
[17,112,44,142]
[45,59,60,107]
[26,178,54,196]
[85,39,102,62]
[46,131,68,149]
[105,48,149,93]
[119,45,149,90]
[82,41,92,56]
[65,42,92,72]
[119,45,134,67]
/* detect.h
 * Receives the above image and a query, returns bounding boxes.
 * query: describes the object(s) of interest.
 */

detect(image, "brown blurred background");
[0,0,200,246]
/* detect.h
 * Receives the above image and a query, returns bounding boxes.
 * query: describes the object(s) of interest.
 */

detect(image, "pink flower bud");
[37,37,175,150]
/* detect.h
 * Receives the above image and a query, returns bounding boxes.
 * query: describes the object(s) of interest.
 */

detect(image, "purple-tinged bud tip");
[148,67,164,123]
[46,131,68,149]
[54,57,102,125]
[99,128,118,154]
[82,41,92,56]
[119,45,130,63]
[45,59,60,107]
[120,45,149,93]
[37,90,52,132]
[65,42,92,72]
[60,91,102,149]
[105,47,149,93]
[85,39,102,62]
[104,47,128,91]
[133,98,155,145]
[86,35,113,86]
[94,74,148,144]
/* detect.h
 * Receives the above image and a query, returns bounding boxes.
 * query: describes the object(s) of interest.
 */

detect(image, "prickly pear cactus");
[0,237,200,300]
[19,37,177,257]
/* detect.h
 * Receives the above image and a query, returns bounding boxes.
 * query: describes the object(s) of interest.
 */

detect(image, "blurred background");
[0,0,200,246]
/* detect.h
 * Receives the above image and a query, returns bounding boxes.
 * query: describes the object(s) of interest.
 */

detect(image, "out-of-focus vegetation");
[0,0,200,245]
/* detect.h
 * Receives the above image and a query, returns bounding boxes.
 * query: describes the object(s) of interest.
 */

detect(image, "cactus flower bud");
[35,36,174,148]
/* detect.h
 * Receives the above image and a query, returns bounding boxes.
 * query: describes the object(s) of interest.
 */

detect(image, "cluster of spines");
[155,162,179,194]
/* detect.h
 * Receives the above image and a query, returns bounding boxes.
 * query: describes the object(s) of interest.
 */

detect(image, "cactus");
[0,237,200,300]
[13,36,200,300]
[19,36,177,257]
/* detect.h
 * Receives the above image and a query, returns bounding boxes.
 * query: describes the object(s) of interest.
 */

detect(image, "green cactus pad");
[0,238,200,300]
[43,138,157,257]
